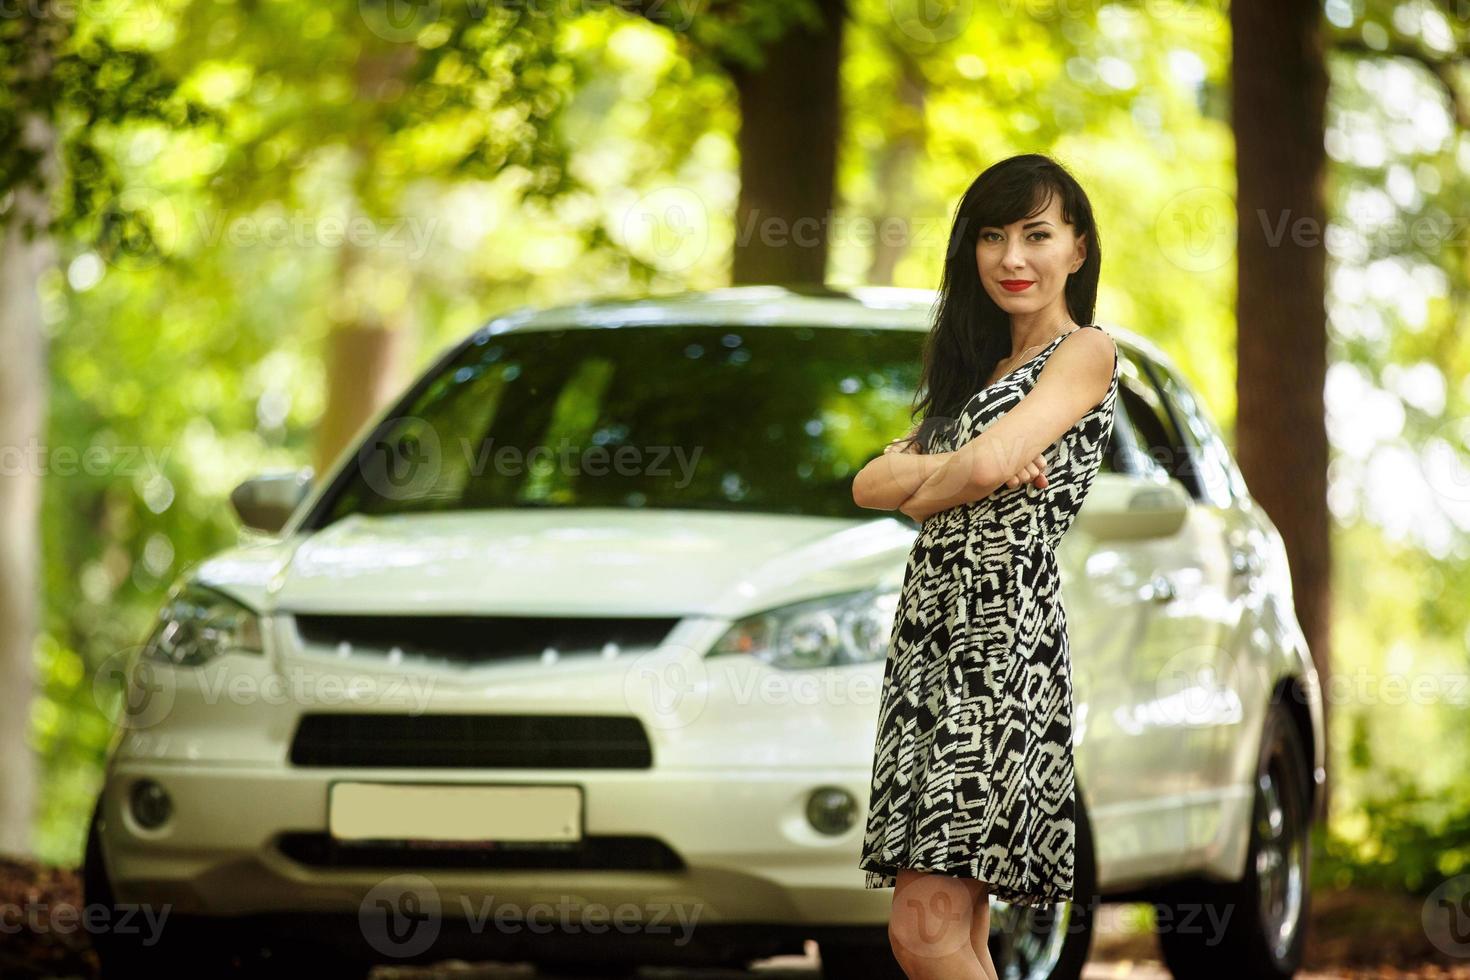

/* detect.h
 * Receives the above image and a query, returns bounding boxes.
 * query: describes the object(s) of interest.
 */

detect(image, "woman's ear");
[1071,232,1088,273]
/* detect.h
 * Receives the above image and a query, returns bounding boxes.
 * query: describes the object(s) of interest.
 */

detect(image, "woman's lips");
[1000,280,1034,292]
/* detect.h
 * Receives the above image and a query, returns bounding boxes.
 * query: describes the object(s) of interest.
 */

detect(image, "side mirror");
[230,468,313,534]
[1074,473,1192,541]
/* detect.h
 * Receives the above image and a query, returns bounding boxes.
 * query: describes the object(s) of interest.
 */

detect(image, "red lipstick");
[1000,280,1034,292]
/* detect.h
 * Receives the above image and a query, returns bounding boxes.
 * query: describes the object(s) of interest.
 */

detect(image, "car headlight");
[710,589,900,670]
[144,583,263,667]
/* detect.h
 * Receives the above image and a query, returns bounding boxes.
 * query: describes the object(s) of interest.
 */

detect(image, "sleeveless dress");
[857,324,1120,908]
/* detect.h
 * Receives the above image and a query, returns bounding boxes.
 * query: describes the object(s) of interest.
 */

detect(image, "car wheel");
[987,786,1096,980]
[82,798,271,978]
[1154,701,1312,980]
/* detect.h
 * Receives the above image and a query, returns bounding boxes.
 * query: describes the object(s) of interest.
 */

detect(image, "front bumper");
[99,760,890,927]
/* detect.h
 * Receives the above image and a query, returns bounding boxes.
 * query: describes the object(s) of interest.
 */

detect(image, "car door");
[1070,350,1228,882]
[1142,358,1264,861]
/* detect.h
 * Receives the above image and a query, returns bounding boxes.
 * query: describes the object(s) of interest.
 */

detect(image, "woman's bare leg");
[968,885,999,980]
[888,868,990,979]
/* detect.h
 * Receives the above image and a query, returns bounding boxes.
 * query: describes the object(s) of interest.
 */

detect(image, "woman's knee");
[888,870,981,968]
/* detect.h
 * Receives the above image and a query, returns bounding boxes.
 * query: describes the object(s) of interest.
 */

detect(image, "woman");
[851,153,1119,980]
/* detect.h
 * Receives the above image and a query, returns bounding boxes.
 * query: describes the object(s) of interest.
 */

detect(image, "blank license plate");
[328,783,583,843]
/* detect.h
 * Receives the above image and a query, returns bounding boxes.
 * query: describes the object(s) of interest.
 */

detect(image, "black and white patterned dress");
[858,324,1120,908]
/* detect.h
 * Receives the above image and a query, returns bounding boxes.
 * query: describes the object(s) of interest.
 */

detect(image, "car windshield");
[312,323,925,525]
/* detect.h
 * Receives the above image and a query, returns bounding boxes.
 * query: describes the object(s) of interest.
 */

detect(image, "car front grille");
[288,613,680,669]
[287,712,654,769]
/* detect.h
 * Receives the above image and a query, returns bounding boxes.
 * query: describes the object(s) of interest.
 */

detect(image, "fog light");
[806,786,857,836]
[130,779,172,829]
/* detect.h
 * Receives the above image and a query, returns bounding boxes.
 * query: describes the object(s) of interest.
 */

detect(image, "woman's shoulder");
[1062,323,1118,355]
[1045,324,1118,385]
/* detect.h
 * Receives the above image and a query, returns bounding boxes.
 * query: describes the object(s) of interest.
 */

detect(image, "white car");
[85,285,1324,980]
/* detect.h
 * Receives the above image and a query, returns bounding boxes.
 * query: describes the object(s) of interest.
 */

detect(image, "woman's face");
[974,192,1087,321]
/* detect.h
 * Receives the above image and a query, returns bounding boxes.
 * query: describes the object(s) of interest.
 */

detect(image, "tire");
[1155,701,1312,980]
[821,790,1097,980]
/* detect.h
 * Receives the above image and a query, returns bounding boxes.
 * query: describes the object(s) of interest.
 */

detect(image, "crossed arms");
[851,328,1117,524]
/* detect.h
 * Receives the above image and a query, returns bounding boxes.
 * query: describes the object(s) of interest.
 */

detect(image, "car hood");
[196,509,915,618]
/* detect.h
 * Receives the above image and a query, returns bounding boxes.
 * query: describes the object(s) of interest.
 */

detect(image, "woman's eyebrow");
[979,220,1055,232]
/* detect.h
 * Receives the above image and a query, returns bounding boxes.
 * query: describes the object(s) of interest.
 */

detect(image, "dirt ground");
[3,855,1466,979]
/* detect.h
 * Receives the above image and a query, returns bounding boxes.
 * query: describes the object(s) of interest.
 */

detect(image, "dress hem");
[857,857,1074,909]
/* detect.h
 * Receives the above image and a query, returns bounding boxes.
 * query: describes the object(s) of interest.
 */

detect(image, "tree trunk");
[0,112,57,860]
[865,46,927,286]
[312,245,409,479]
[1231,0,1333,821]
[726,0,847,286]
[311,48,420,482]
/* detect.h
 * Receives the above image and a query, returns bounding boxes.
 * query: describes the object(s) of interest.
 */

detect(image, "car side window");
[1115,383,1168,484]
[1143,360,1247,509]
[1114,357,1203,500]
[1095,350,1142,477]
[1097,408,1122,475]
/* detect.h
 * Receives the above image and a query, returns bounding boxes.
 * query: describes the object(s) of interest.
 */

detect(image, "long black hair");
[899,153,1101,453]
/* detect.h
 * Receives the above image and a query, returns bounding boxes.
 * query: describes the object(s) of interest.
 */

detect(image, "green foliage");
[2,9,210,239]
[1308,0,1470,894]
[1317,771,1470,895]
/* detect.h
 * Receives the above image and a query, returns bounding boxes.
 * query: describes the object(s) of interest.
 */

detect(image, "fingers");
[1004,454,1049,489]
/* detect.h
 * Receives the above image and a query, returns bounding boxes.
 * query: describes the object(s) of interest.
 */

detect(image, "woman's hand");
[1003,453,1049,490]
[898,497,931,524]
